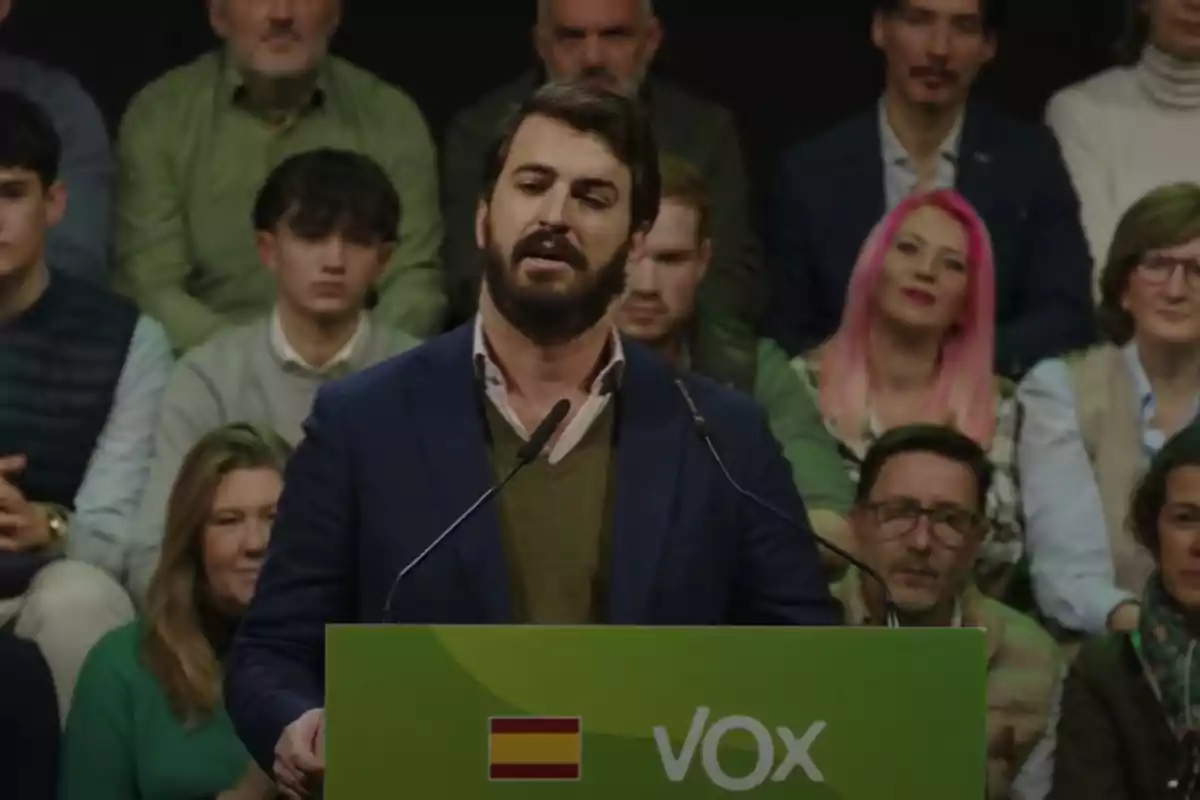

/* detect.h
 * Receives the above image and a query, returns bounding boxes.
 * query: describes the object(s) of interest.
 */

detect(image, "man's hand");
[274,708,325,799]
[1107,600,1141,633]
[0,455,51,553]
[217,759,277,800]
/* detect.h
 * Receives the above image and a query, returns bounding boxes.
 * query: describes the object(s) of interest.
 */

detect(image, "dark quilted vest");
[0,274,137,595]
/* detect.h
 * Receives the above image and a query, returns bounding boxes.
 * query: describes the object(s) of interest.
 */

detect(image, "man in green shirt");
[615,154,855,549]
[114,0,445,352]
[441,0,762,350]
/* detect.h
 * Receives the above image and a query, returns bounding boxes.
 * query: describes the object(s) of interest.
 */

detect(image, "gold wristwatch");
[40,503,70,545]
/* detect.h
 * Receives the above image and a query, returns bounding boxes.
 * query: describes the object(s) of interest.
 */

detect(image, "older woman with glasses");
[1053,424,1200,799]
[1018,182,1200,641]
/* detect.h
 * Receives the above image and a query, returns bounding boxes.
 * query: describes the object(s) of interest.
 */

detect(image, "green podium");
[325,625,986,798]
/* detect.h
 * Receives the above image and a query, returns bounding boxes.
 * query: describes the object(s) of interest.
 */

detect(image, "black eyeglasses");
[862,497,985,550]
[1139,255,1200,289]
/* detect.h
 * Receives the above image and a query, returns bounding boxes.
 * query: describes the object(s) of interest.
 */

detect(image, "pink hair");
[816,189,997,447]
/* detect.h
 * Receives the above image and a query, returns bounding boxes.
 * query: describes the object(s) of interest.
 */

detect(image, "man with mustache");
[225,82,837,799]
[767,0,1095,381]
[615,154,855,560]
[442,0,762,389]
[835,423,1060,797]
[114,0,445,353]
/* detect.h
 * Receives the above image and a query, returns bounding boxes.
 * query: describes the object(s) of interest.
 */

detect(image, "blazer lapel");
[607,342,689,623]
[954,103,998,222]
[410,324,511,622]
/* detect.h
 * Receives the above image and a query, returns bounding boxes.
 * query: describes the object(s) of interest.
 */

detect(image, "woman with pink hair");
[794,189,1023,599]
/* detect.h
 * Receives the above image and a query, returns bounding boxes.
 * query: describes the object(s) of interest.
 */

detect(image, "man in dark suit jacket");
[226,80,837,797]
[767,0,1094,379]
[441,0,762,362]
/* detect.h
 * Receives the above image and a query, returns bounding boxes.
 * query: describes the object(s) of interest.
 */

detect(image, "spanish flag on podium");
[488,716,582,780]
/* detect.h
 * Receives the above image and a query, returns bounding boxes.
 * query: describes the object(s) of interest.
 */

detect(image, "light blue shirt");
[1013,345,1197,635]
[1122,341,1200,455]
[0,50,114,285]
[67,315,173,579]
[878,97,964,210]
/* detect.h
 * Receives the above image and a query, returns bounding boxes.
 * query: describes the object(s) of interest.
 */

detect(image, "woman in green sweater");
[60,423,292,800]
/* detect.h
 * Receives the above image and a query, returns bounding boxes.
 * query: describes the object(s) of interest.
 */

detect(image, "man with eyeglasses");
[835,423,1060,799]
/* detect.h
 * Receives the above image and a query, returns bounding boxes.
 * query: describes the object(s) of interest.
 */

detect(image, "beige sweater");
[124,315,419,599]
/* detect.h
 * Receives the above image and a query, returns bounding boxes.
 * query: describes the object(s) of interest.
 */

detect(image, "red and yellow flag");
[488,716,582,780]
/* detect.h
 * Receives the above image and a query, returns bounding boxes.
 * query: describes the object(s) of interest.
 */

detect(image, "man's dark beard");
[482,226,629,347]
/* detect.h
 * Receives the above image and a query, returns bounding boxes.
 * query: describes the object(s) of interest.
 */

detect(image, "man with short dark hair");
[836,423,1059,797]
[115,0,445,352]
[442,0,761,360]
[226,81,837,797]
[768,0,1094,379]
[615,154,855,556]
[0,89,169,720]
[125,148,421,600]
[0,0,113,284]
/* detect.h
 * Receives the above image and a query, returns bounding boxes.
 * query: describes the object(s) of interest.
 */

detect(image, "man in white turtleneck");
[1047,0,1200,290]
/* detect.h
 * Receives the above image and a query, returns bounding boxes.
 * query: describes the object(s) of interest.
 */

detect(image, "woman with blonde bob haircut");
[795,189,1026,599]
[1019,182,1200,641]
[60,423,293,800]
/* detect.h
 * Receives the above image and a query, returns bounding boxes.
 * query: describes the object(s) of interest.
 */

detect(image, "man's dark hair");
[855,424,994,511]
[875,0,1007,34]
[1129,424,1200,555]
[252,148,400,245]
[481,81,661,234]
[0,89,60,187]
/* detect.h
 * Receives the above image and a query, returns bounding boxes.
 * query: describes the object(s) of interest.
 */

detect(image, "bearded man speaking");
[224,81,837,798]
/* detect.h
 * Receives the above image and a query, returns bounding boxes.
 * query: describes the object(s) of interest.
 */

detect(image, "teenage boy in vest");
[126,148,421,600]
[834,424,1059,797]
[614,155,855,558]
[0,89,172,720]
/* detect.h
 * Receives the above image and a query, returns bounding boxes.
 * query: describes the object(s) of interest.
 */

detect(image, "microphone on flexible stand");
[380,398,572,622]
[674,379,901,629]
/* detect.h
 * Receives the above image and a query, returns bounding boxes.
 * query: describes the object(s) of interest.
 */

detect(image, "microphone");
[674,379,901,629]
[380,398,572,621]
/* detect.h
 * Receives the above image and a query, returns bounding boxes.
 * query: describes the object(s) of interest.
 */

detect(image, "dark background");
[0,0,1125,197]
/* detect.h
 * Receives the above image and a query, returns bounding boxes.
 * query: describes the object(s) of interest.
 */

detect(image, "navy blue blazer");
[225,324,838,769]
[765,101,1095,379]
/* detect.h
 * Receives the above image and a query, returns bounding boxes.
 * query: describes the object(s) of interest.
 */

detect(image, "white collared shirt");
[1122,341,1200,456]
[269,309,369,375]
[472,316,625,465]
[878,96,966,210]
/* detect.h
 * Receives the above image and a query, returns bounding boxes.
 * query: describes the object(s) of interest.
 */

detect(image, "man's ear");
[475,200,489,251]
[255,230,279,276]
[208,0,229,37]
[980,33,998,66]
[44,181,66,228]
[870,10,888,51]
[641,15,664,63]
[628,228,648,263]
[696,236,712,283]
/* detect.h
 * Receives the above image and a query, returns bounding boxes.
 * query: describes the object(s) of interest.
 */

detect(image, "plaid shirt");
[795,357,1025,599]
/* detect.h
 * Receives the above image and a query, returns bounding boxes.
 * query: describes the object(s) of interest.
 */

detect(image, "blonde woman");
[60,423,291,799]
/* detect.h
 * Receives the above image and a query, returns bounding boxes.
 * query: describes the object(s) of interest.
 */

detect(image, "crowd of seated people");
[1,0,1200,796]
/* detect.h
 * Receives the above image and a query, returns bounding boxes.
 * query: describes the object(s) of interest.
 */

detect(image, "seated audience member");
[1053,424,1200,799]
[0,91,170,718]
[1019,183,1200,639]
[115,0,445,352]
[61,424,291,800]
[0,0,113,284]
[836,423,1059,798]
[442,0,762,357]
[793,189,1024,600]
[614,154,855,550]
[768,0,1094,379]
[1047,0,1200,281]
[0,631,60,800]
[125,148,421,601]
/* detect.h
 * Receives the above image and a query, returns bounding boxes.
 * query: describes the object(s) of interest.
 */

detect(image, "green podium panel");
[325,625,986,798]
